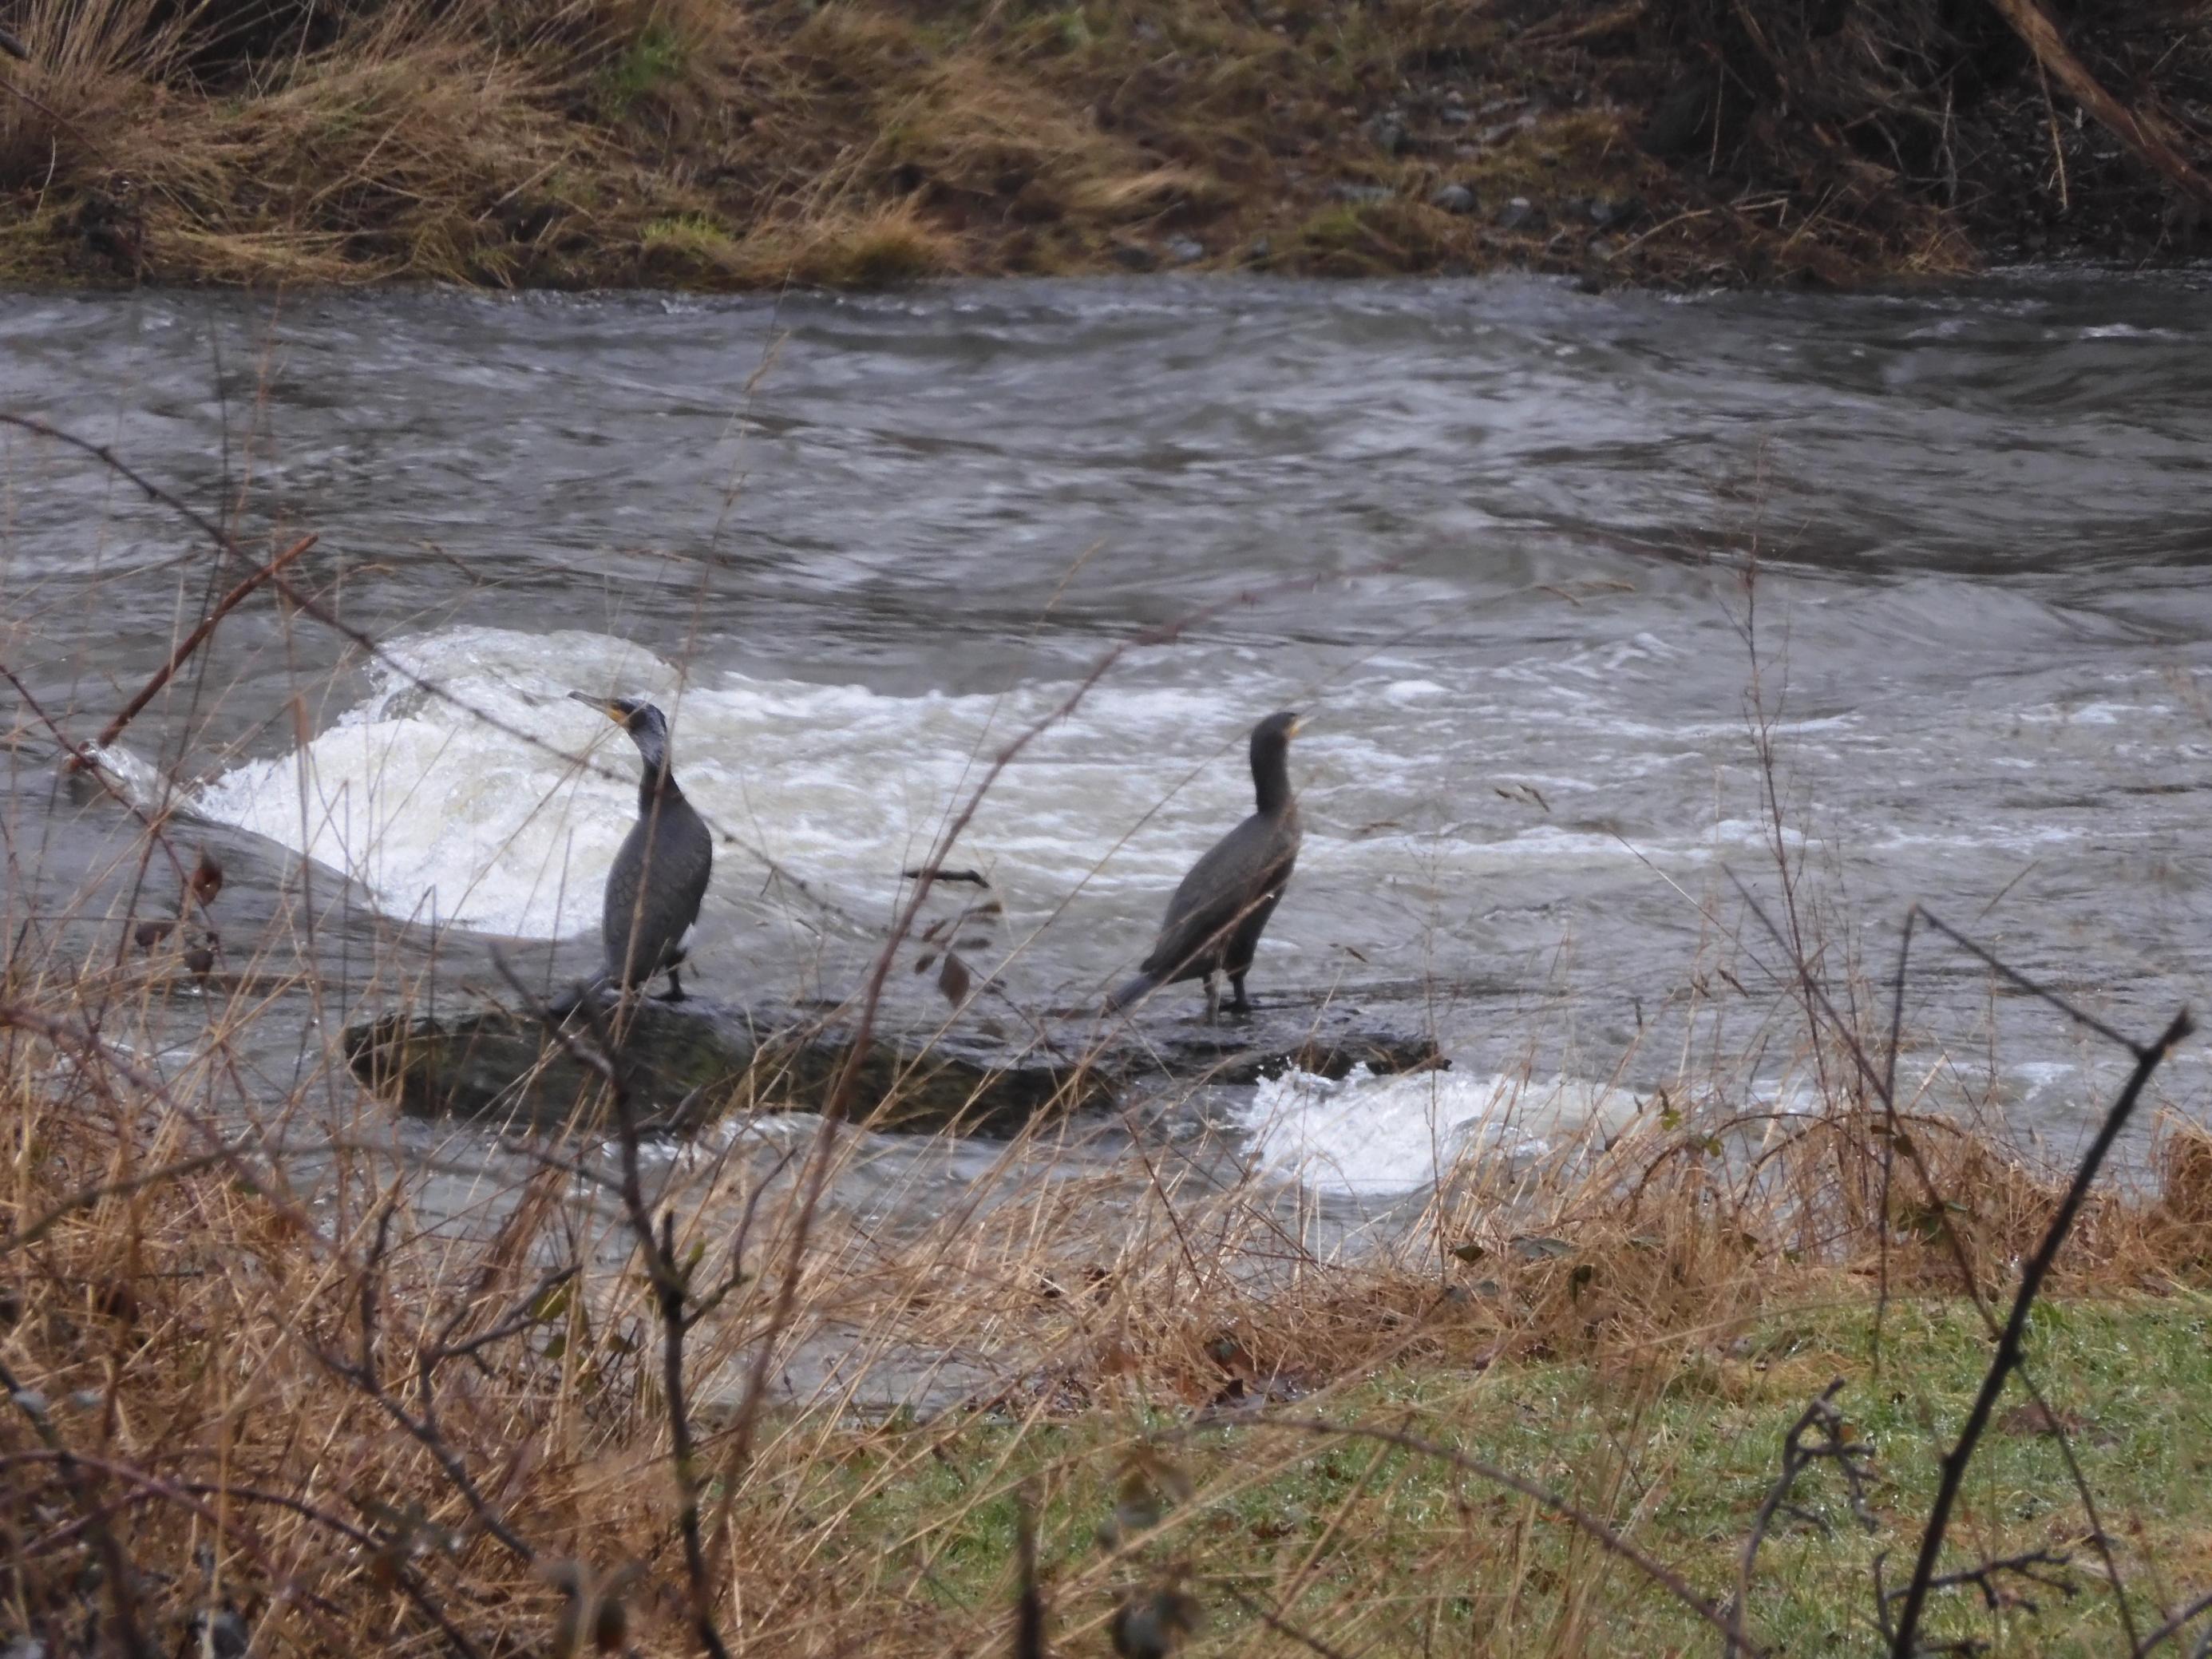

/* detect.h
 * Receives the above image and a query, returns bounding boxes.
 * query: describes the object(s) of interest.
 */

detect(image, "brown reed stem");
[74,531,318,766]
[493,956,730,1659]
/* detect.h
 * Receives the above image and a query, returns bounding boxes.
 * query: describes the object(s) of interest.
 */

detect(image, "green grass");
[642,212,736,257]
[598,18,689,120]
[785,1294,2212,1655]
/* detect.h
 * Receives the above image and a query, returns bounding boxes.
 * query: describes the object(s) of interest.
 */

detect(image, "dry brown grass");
[9,0,2197,290]
[6,937,2211,1655]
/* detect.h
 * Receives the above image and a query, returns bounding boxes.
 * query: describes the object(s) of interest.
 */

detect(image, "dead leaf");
[937,952,971,1007]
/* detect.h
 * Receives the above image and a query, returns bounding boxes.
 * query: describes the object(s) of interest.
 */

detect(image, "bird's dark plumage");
[1108,710,1304,1020]
[564,693,712,1008]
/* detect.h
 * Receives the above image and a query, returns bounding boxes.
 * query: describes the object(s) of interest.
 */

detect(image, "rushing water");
[6,270,2212,1198]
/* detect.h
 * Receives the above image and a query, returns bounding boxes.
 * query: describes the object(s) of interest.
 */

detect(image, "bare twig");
[1726,883,2149,1645]
[1886,1008,2191,1658]
[2135,1584,2212,1656]
[0,661,196,897]
[707,553,1412,1562]
[1879,1546,2078,1653]
[77,531,317,762]
[496,954,730,1659]
[309,1208,540,1570]
[1735,1379,1876,1641]
[423,1265,579,1367]
[168,1481,488,1659]
[1981,0,2212,210]
[6,1451,354,1641]
[0,1360,156,1659]
[1874,908,1918,1369]
[1216,1586,1360,1659]
[1910,909,2138,1052]
[1014,1490,1045,1659]
[0,1142,264,1257]
[0,1000,311,1241]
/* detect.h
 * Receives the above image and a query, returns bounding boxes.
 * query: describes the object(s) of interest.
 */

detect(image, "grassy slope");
[2,0,2206,291]
[830,1297,2212,1656]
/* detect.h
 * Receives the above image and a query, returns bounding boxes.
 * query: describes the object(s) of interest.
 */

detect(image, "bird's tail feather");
[1105,971,1158,1013]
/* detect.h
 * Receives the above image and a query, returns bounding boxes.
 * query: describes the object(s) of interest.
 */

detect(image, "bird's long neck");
[634,736,679,812]
[1252,742,1293,817]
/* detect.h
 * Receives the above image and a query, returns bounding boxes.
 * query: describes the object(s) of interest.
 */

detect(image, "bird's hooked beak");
[568,690,636,727]
[1288,715,1307,738]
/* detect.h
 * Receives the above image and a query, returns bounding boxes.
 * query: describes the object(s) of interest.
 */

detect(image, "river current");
[6,270,2212,1198]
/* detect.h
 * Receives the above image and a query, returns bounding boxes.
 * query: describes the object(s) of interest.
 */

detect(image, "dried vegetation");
[2,0,2209,291]
[7,941,2212,1654]
[9,658,2212,1653]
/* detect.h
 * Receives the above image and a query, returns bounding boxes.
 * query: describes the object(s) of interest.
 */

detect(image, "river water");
[6,270,2212,1205]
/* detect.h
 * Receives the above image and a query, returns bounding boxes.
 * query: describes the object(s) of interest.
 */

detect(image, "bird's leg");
[1203,973,1222,1026]
[1227,971,1252,1016]
[655,965,687,1004]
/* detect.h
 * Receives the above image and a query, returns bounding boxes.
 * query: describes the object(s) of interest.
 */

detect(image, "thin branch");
[421,1265,579,1367]
[0,1360,156,1659]
[171,1481,488,1659]
[2135,1585,2212,1657]
[1013,1490,1044,1659]
[0,1143,261,1257]
[308,1212,539,1570]
[1735,1378,1875,1641]
[0,660,195,896]
[1727,883,2149,1645]
[1874,908,1918,1370]
[706,552,1413,1570]
[77,531,317,760]
[0,1000,312,1242]
[0,412,840,915]
[1912,909,2140,1055]
[1887,1008,2191,1658]
[496,955,730,1659]
[1981,0,2212,209]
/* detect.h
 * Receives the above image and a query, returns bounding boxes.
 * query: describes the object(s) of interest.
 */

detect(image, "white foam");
[1235,1064,1636,1195]
[172,620,2091,965]
[184,623,1624,944]
[194,628,668,936]
[184,625,1376,939]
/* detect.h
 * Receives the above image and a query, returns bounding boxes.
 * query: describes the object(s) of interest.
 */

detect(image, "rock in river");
[345,992,1444,1138]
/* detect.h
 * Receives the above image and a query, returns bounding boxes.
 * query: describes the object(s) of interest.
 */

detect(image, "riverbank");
[3,0,2208,292]
[6,989,2212,1654]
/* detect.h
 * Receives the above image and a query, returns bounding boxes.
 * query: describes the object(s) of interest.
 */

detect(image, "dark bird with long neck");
[1108,710,1304,1021]
[564,692,713,1007]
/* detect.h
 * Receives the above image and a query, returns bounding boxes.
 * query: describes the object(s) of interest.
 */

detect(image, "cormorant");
[1107,710,1304,1021]
[565,693,713,1006]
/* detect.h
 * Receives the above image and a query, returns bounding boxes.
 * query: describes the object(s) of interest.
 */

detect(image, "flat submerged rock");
[343,991,1444,1137]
